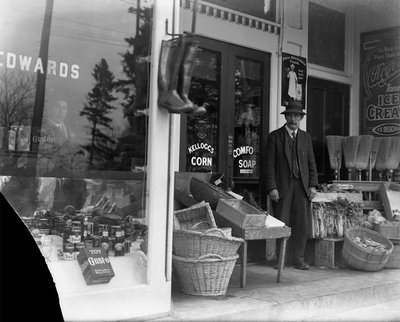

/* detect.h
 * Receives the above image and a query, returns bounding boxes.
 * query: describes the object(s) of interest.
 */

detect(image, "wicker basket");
[173,202,217,230]
[190,177,234,210]
[173,228,244,258]
[342,227,393,271]
[172,254,239,296]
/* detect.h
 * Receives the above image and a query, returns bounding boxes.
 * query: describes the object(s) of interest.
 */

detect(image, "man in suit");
[265,101,318,270]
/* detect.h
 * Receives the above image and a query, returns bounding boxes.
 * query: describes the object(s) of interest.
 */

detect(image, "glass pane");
[0,0,152,287]
[233,57,262,179]
[185,48,220,172]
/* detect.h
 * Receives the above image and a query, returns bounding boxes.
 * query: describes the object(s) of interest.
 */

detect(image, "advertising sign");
[360,27,400,136]
[281,53,307,108]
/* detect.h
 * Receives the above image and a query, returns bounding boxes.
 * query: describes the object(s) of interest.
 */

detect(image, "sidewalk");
[149,262,400,322]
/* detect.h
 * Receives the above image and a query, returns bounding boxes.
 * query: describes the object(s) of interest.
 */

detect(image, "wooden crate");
[380,182,400,220]
[314,238,345,269]
[216,199,267,229]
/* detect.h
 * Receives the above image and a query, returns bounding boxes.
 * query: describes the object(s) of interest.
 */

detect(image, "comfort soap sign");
[360,27,400,136]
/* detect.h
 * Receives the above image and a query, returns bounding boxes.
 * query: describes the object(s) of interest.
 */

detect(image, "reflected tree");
[80,58,117,169]
[114,3,152,170]
[0,71,35,151]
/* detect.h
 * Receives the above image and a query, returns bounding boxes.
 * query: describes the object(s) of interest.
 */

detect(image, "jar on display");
[63,243,75,260]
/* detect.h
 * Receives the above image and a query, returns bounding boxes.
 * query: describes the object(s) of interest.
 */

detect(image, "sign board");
[281,53,307,108]
[360,27,400,136]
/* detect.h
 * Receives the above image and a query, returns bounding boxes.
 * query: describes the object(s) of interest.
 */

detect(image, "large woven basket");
[342,227,393,271]
[173,202,217,230]
[173,228,244,258]
[172,254,239,296]
[190,177,234,210]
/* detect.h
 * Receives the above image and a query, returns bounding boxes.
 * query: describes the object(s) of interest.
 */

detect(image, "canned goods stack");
[24,195,146,262]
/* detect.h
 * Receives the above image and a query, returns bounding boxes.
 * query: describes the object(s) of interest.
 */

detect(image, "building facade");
[0,0,399,320]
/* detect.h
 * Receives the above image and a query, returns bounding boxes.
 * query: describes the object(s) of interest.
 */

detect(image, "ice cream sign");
[233,145,256,174]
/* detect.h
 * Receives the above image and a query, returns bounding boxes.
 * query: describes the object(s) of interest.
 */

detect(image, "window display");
[0,0,153,298]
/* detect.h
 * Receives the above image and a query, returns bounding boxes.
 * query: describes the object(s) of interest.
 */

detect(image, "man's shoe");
[293,262,309,270]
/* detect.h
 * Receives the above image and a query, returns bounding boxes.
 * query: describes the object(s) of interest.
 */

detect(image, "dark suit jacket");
[265,125,318,198]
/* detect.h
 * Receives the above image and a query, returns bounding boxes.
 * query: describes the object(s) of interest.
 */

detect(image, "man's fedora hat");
[281,100,306,115]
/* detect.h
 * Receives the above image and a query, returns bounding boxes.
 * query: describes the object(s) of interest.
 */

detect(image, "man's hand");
[309,187,317,200]
[269,189,280,203]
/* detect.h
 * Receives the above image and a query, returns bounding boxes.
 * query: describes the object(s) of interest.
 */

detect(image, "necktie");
[291,131,300,178]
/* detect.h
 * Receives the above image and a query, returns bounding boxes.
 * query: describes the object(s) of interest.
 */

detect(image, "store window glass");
[233,57,262,179]
[185,48,220,172]
[0,0,152,287]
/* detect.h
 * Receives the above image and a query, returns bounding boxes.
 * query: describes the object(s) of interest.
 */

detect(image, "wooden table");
[214,214,291,287]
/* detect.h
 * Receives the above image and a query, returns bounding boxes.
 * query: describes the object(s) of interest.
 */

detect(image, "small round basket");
[172,254,239,296]
[173,228,244,258]
[342,227,393,271]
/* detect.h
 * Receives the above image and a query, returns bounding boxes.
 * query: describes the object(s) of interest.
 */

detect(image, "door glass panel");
[185,48,220,172]
[233,57,262,179]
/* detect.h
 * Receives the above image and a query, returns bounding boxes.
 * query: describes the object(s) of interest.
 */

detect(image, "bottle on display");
[114,230,124,257]
[101,230,110,255]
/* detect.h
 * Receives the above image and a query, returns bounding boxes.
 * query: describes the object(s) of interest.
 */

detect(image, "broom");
[367,137,382,180]
[375,137,392,181]
[386,137,400,181]
[354,135,373,180]
[326,136,343,180]
[342,136,361,180]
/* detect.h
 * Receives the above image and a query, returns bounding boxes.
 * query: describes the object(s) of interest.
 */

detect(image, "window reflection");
[0,1,153,284]
[185,48,220,172]
[233,57,262,179]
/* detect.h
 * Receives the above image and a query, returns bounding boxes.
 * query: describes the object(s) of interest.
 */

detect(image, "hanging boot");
[158,38,193,113]
[126,56,150,117]
[178,33,207,115]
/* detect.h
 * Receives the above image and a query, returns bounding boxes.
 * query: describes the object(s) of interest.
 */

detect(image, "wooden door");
[307,77,350,183]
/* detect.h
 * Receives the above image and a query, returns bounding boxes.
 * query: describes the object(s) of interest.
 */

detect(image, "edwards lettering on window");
[0,50,80,80]
[360,27,400,136]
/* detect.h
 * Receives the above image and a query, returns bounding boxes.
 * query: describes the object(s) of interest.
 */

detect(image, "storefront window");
[0,0,153,290]
[185,48,220,172]
[233,57,262,179]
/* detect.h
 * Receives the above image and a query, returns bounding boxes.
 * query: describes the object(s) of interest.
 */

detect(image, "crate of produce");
[173,202,217,231]
[190,177,234,210]
[172,254,238,296]
[216,199,267,229]
[173,228,243,258]
[385,239,400,269]
[374,221,400,239]
[342,227,393,272]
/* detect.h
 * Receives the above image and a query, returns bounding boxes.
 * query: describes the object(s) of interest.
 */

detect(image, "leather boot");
[158,38,192,113]
[178,33,206,116]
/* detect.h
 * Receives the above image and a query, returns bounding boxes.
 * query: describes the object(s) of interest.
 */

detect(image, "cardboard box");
[216,199,267,229]
[77,247,115,285]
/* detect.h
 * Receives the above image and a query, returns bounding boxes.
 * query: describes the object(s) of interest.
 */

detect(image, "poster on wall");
[281,53,307,108]
[360,26,400,136]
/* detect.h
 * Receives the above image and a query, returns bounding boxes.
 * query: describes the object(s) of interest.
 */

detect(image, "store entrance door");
[179,36,270,210]
[307,77,350,184]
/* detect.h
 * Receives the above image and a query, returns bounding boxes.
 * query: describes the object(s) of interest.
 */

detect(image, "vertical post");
[191,0,198,33]
[31,0,54,154]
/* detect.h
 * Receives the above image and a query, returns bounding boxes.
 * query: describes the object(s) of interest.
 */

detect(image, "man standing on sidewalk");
[265,101,318,270]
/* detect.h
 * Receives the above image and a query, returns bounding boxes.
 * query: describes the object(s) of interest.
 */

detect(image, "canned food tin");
[75,242,86,259]
[63,243,75,261]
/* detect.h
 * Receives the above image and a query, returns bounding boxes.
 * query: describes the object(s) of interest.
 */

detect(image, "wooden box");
[380,182,400,220]
[216,199,267,229]
[314,238,344,269]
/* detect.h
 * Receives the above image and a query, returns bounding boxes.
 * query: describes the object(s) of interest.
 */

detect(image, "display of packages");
[77,247,115,285]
